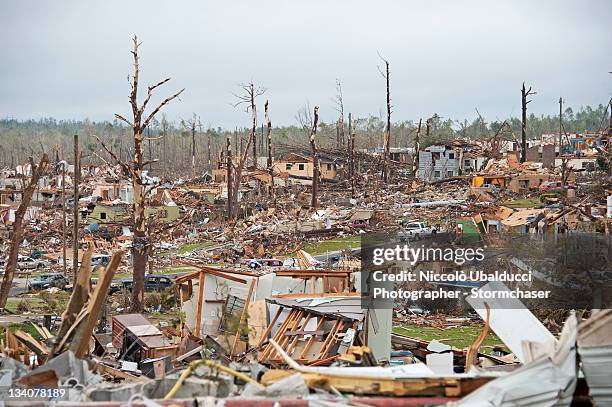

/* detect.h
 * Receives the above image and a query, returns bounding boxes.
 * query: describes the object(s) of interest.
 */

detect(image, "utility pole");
[520,83,536,163]
[72,134,79,279]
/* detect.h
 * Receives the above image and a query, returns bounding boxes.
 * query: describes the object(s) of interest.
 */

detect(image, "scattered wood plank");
[70,251,123,358]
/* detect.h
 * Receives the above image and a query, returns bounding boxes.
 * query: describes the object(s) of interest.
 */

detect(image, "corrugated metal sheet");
[578,345,612,406]
[269,296,366,321]
[578,310,612,407]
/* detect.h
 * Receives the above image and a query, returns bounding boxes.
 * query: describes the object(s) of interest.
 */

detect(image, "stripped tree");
[98,36,184,312]
[413,118,422,176]
[0,154,49,309]
[309,106,320,208]
[230,82,265,219]
[378,54,392,183]
[265,100,275,199]
[520,82,536,163]
[226,137,233,219]
[350,114,356,198]
[334,79,345,148]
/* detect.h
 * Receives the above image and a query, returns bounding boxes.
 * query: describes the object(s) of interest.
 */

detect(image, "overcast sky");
[1,0,611,128]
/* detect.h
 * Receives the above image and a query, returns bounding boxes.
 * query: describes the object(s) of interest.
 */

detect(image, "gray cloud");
[1,0,611,128]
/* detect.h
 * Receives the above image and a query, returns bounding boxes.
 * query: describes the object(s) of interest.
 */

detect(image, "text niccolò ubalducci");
[372,269,532,283]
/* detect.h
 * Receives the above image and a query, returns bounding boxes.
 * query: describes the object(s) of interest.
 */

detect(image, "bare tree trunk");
[520,82,536,163]
[207,132,212,170]
[378,57,391,183]
[558,97,563,158]
[252,123,257,168]
[62,163,67,276]
[310,106,320,208]
[350,114,356,199]
[413,118,422,176]
[72,135,80,278]
[226,137,233,219]
[230,83,262,219]
[335,80,345,147]
[0,154,49,309]
[191,118,196,178]
[265,100,274,199]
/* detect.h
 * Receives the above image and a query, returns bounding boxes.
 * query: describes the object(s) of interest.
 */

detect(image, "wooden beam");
[257,306,283,347]
[71,251,123,358]
[230,278,256,356]
[194,271,205,337]
[97,363,149,383]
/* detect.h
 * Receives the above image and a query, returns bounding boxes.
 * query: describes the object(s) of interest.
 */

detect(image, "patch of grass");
[393,323,507,353]
[501,198,543,209]
[160,266,198,274]
[5,297,44,313]
[178,241,215,254]
[0,322,43,341]
[294,235,361,256]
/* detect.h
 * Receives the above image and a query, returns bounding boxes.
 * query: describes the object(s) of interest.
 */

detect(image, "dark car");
[120,275,174,292]
[28,274,69,291]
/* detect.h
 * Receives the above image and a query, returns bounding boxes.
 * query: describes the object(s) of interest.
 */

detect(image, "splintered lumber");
[230,278,256,356]
[465,303,490,371]
[96,362,149,383]
[54,249,93,350]
[31,323,53,341]
[257,306,283,347]
[194,271,205,337]
[70,251,123,358]
[14,330,49,360]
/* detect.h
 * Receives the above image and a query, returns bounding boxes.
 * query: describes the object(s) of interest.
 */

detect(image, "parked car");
[28,274,69,291]
[17,255,50,270]
[91,254,111,268]
[121,275,174,292]
[30,250,48,259]
[539,180,568,192]
[246,258,284,269]
[400,222,438,241]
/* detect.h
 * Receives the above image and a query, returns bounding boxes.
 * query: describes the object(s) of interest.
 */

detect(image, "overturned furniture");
[112,314,179,363]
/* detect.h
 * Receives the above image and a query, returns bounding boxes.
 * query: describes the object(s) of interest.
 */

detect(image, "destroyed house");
[88,204,129,224]
[417,145,459,181]
[92,180,133,203]
[258,293,391,365]
[389,147,414,165]
[273,153,338,181]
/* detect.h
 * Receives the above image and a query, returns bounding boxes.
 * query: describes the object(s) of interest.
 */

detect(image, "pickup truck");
[120,275,175,292]
[28,274,69,291]
[17,255,50,270]
[400,222,438,241]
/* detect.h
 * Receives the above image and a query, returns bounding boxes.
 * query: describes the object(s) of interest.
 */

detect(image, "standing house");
[417,145,459,181]
[273,153,338,181]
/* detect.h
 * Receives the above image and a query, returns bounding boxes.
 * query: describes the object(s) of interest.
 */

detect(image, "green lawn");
[501,198,543,209]
[160,266,198,274]
[5,297,44,313]
[393,323,507,353]
[177,241,216,254]
[294,235,361,256]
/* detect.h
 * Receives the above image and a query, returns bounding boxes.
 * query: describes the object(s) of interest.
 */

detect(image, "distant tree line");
[0,103,608,178]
